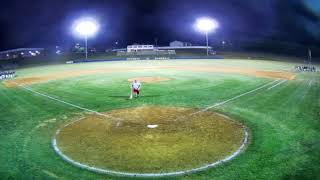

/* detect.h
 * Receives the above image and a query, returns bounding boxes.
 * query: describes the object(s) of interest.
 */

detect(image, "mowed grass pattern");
[0,60,319,179]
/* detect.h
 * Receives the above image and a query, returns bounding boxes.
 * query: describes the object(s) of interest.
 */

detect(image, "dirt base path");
[3,65,296,87]
[128,77,172,83]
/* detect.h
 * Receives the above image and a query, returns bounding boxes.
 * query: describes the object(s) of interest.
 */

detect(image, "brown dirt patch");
[255,71,295,80]
[163,66,296,80]
[4,77,53,87]
[3,65,296,88]
[56,106,246,173]
[128,77,171,83]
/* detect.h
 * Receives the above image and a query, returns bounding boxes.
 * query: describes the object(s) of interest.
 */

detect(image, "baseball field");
[0,59,319,179]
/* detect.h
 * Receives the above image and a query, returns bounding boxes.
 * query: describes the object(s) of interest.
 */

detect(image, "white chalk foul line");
[191,79,279,115]
[17,79,275,177]
[267,79,287,90]
[17,84,122,121]
[309,80,313,86]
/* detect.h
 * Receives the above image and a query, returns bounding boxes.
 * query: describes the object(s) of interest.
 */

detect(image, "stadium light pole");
[73,18,99,59]
[205,32,209,56]
[195,17,219,56]
[85,35,88,59]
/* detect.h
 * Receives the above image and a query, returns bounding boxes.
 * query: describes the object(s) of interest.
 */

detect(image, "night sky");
[0,0,319,50]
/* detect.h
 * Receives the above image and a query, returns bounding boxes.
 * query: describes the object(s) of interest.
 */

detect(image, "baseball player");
[131,80,142,98]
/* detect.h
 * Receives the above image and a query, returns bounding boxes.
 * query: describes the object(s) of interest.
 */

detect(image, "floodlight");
[74,19,99,37]
[195,17,219,33]
[72,17,100,59]
[194,17,219,56]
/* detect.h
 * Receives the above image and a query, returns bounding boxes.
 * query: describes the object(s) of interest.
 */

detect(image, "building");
[170,41,193,47]
[170,41,184,47]
[127,45,154,52]
[117,44,175,56]
[158,46,212,51]
[114,42,213,57]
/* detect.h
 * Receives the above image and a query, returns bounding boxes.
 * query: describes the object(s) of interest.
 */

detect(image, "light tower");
[195,17,219,56]
[73,18,99,59]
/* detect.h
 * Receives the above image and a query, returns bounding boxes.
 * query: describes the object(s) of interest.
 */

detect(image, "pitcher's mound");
[54,106,248,176]
[128,77,171,83]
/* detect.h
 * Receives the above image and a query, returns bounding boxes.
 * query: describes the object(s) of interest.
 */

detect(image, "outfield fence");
[71,56,224,64]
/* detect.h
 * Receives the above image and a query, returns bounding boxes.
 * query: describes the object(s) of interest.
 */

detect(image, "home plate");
[147,125,158,129]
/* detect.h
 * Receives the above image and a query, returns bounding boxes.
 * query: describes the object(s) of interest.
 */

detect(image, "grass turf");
[0,59,319,179]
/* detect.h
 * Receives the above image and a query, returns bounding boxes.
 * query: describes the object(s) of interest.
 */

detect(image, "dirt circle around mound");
[128,77,172,83]
[53,106,249,177]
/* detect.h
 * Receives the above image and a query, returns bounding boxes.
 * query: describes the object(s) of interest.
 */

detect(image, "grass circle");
[54,106,248,177]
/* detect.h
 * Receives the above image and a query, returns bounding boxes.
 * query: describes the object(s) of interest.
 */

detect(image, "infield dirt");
[55,106,246,173]
[4,65,295,87]
[128,77,172,83]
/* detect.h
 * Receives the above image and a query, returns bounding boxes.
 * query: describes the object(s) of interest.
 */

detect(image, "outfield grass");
[0,59,319,179]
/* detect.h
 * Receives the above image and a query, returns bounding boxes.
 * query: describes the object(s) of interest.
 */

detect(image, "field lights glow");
[195,17,219,33]
[73,18,99,37]
[194,17,219,56]
[72,17,99,59]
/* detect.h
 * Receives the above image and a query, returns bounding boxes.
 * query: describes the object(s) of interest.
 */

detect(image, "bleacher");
[117,50,176,57]
[294,65,317,72]
[0,71,15,80]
